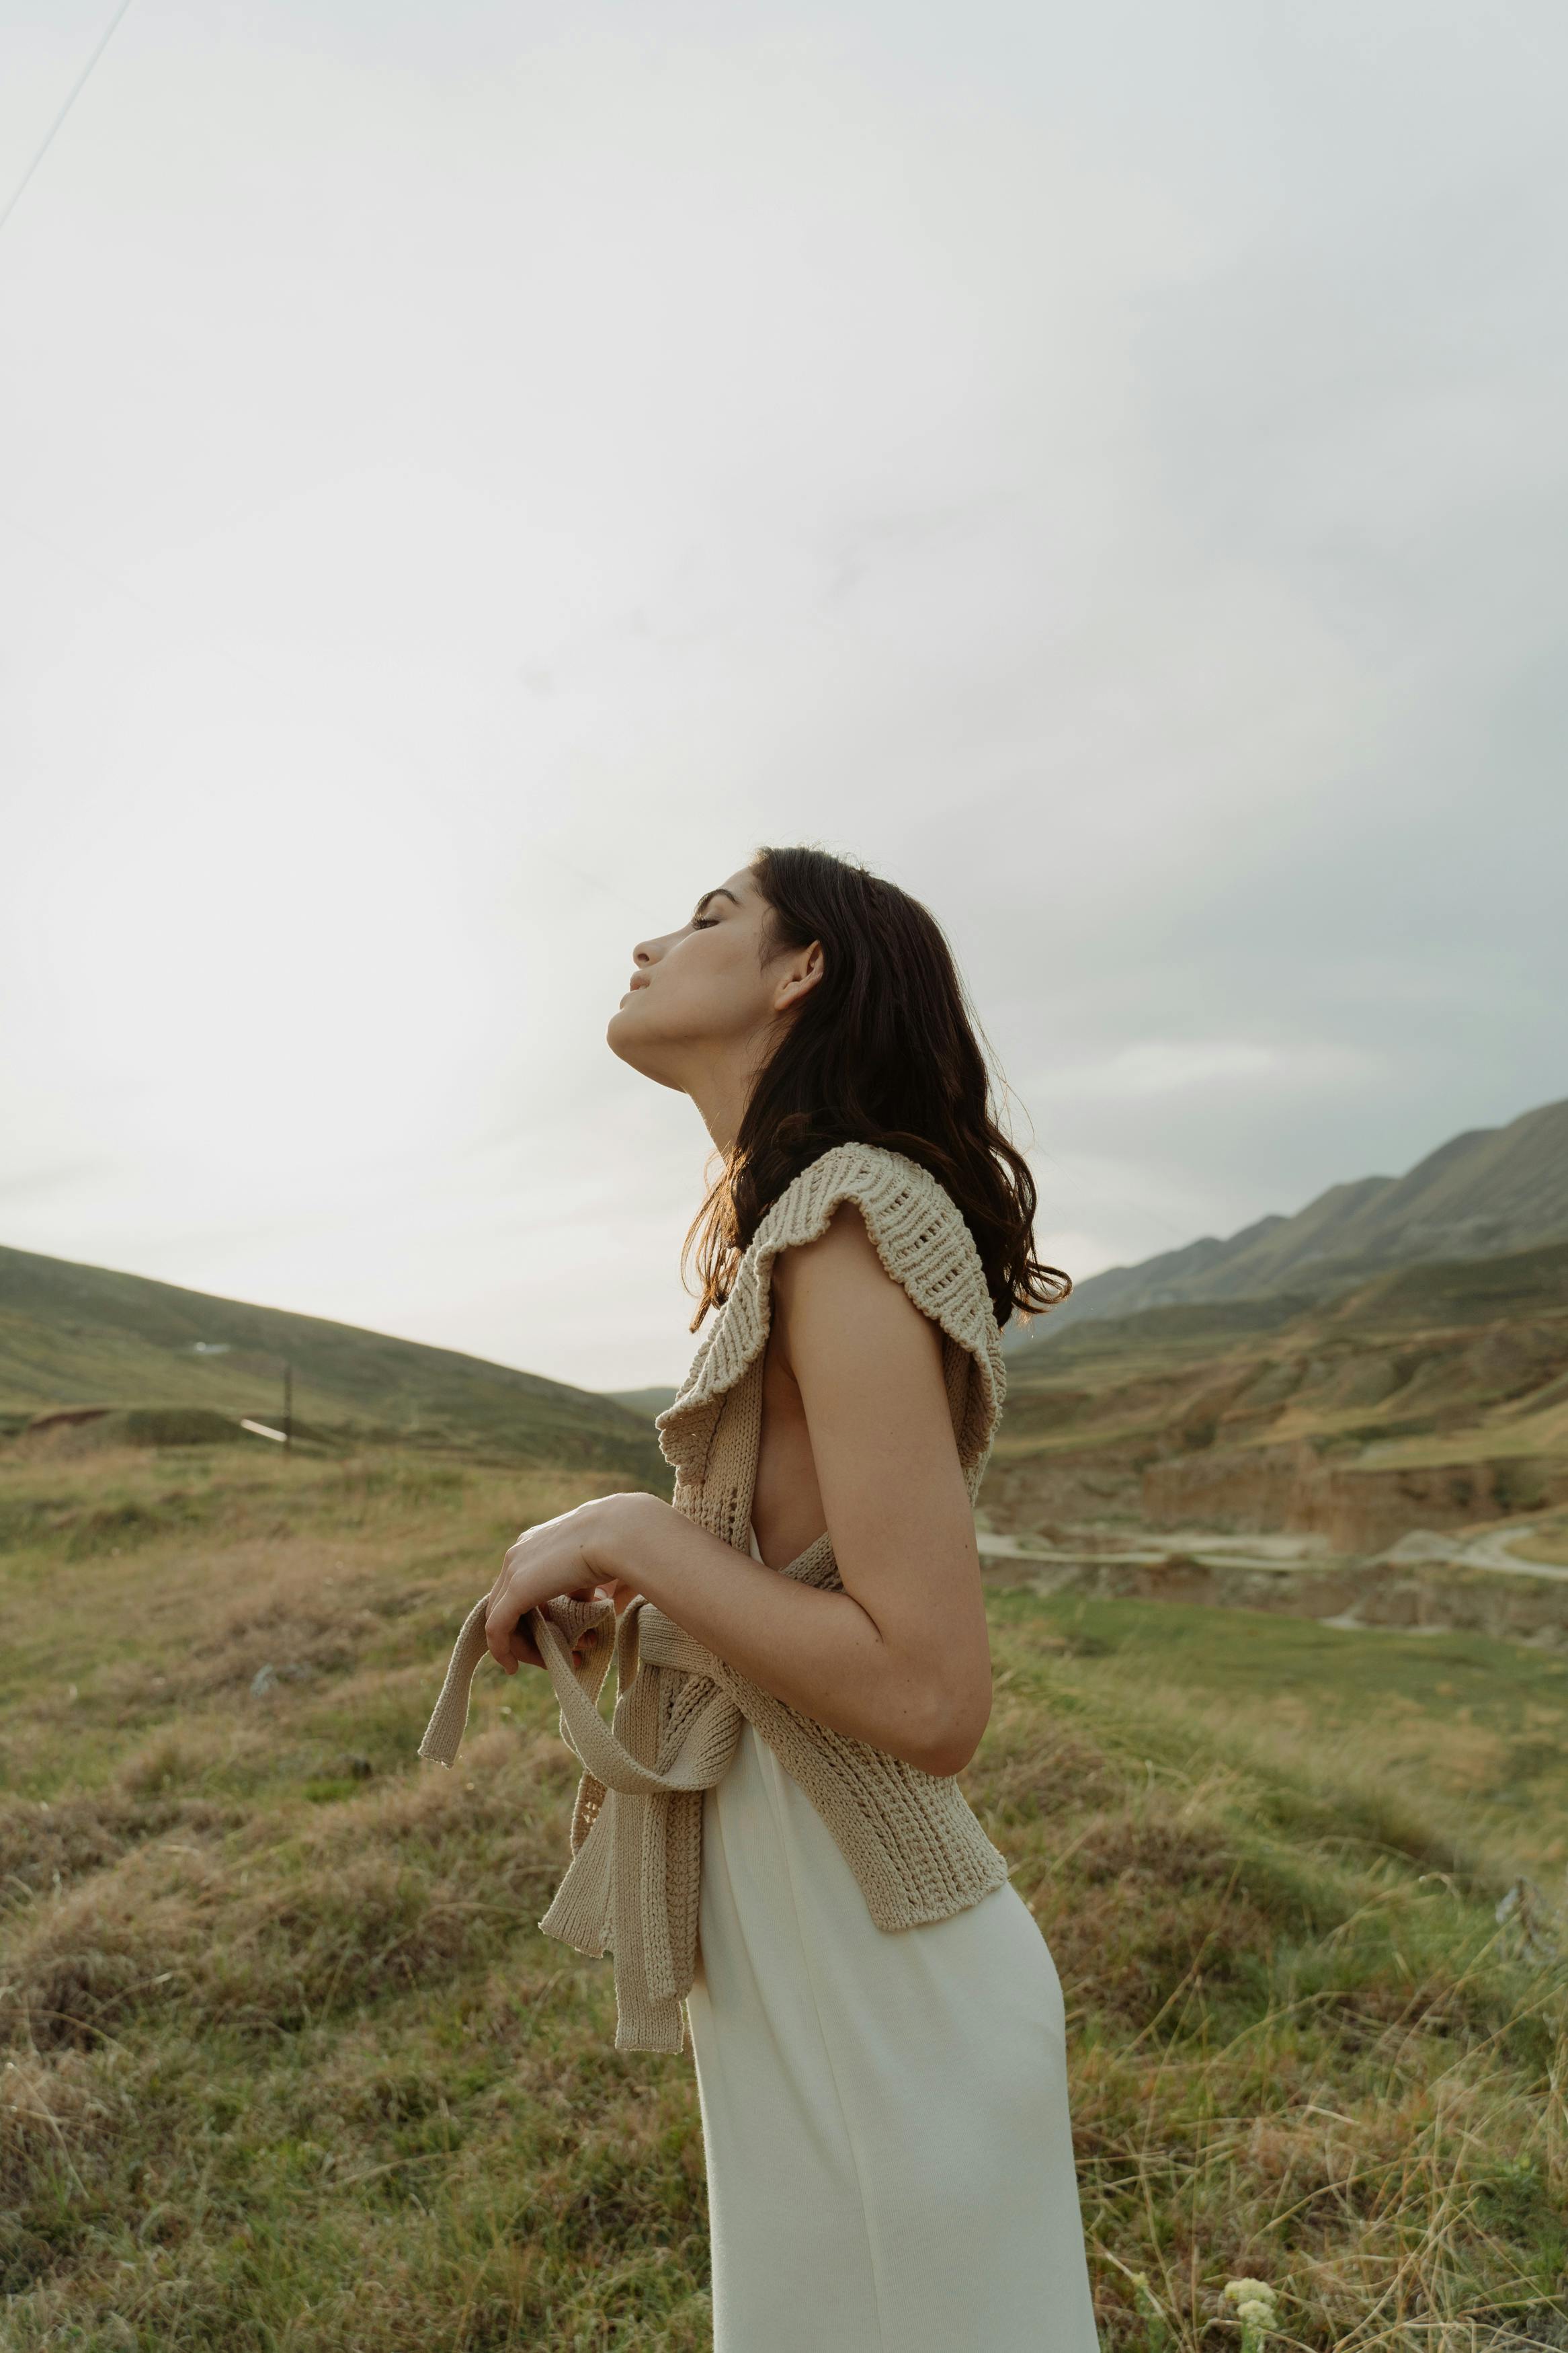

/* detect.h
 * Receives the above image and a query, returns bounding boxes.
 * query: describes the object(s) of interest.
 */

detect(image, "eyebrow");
[692,887,741,919]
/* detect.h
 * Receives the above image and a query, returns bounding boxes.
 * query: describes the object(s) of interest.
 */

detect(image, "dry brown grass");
[0,1441,1563,2348]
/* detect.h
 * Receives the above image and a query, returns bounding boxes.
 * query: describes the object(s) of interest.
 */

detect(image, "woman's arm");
[485,1204,994,1777]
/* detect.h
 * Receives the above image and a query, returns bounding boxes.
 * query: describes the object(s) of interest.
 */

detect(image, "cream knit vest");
[419,1142,1012,2052]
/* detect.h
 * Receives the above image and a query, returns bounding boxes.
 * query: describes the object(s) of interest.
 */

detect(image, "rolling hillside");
[0,1244,665,1481]
[1010,1094,1568,1349]
[604,1385,681,1421]
[984,1237,1568,1551]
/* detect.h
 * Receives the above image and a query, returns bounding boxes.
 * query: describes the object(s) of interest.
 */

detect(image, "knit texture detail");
[419,1142,1012,2052]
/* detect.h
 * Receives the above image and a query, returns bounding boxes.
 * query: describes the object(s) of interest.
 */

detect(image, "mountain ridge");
[1010,1095,1568,1355]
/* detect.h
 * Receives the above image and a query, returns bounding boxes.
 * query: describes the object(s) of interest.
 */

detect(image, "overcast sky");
[2,0,1565,1393]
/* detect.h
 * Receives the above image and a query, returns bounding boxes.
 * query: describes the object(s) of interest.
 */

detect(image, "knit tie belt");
[419,1589,743,2052]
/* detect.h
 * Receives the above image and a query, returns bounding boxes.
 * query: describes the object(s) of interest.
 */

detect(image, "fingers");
[485,1605,542,1674]
[483,1549,615,1679]
[509,1623,545,1671]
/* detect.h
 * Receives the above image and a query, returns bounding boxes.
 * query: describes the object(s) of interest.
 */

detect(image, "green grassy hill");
[1,1436,1563,2349]
[0,1242,666,1482]
[604,1386,681,1421]
[986,1240,1568,1548]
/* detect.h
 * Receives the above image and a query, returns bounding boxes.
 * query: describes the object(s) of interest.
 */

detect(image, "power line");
[0,0,137,241]
[0,5,667,933]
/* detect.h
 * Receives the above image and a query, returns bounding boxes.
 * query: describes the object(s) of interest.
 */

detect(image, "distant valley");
[6,1096,1567,1636]
[985,1096,1568,1637]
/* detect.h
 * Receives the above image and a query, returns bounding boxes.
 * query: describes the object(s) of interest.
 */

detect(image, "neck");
[686,1043,757,1156]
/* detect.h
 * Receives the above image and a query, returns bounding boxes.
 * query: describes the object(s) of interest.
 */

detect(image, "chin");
[606,1004,648,1067]
[606,1011,682,1090]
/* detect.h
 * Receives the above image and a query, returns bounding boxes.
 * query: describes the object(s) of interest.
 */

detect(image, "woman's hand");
[484,1493,653,1674]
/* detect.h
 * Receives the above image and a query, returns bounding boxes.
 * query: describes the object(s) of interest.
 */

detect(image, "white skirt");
[684,1531,1100,2353]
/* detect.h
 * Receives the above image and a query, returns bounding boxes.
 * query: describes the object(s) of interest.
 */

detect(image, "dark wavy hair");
[684,844,1071,1332]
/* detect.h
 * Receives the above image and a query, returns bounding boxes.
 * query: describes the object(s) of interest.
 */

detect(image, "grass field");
[1,1439,1565,2350]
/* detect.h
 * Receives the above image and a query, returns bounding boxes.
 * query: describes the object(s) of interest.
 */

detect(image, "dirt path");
[1455,1525,1568,1581]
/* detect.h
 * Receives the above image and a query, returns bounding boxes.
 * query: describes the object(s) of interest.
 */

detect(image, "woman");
[422,846,1099,2353]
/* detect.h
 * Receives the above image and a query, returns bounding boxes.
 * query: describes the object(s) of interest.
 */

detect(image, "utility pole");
[283,1361,293,1452]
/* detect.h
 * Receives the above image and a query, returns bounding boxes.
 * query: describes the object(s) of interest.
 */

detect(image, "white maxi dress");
[684,1523,1100,2353]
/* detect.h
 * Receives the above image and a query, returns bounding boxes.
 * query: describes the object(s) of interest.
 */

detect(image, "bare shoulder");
[772,1201,942,1366]
[772,1199,883,1296]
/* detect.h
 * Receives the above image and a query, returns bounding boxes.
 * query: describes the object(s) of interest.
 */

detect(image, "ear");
[773,938,824,1012]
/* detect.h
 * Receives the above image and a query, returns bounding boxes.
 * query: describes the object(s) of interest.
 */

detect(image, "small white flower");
[1223,2279,1275,2307]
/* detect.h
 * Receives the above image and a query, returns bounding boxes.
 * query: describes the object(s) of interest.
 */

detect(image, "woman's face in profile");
[606,863,778,1088]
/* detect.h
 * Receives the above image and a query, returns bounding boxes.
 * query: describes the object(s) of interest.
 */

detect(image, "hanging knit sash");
[418,1536,839,2050]
[418,1142,1022,2054]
